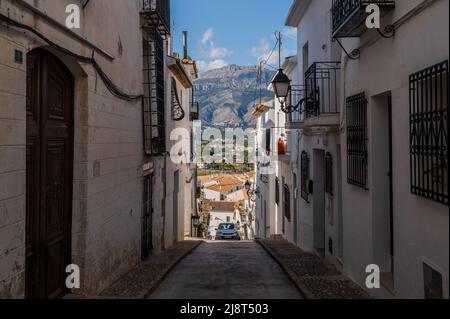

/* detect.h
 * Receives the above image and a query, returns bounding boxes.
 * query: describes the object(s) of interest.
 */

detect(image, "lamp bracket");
[332,37,360,60]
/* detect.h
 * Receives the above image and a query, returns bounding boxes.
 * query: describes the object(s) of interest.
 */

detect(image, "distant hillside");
[194,64,275,127]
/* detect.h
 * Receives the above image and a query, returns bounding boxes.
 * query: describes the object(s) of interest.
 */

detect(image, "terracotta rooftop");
[210,201,238,212]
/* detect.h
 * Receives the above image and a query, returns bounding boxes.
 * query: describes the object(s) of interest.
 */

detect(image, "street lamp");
[269,31,297,114]
[271,68,291,107]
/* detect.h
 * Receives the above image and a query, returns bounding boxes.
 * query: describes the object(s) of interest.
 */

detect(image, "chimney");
[183,31,188,59]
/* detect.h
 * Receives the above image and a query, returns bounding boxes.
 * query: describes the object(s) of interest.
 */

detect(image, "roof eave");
[285,0,312,27]
[167,56,193,88]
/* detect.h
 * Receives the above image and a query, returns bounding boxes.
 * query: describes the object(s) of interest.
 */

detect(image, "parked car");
[216,223,240,241]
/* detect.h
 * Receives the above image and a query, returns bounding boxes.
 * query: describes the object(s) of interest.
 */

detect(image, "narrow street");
[149,241,302,299]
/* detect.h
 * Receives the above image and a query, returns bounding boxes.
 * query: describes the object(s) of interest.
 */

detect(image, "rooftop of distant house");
[199,172,255,194]
[209,201,238,213]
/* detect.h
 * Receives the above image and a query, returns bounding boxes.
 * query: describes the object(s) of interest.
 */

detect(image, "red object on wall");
[278,135,287,156]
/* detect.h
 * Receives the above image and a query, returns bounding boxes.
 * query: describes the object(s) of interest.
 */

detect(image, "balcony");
[332,0,395,38]
[141,0,171,38]
[190,101,200,121]
[285,85,305,130]
[303,62,341,127]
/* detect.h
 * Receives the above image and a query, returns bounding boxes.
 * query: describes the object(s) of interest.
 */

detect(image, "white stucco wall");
[339,0,449,299]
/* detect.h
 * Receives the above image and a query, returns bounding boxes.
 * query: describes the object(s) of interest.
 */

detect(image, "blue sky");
[172,0,297,73]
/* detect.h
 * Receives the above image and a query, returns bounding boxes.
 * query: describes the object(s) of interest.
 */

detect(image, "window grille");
[410,61,448,206]
[171,78,185,121]
[143,29,166,155]
[301,151,310,202]
[284,184,291,222]
[347,92,368,189]
[265,128,271,155]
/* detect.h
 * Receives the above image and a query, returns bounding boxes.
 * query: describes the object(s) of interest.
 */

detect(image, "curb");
[142,240,204,299]
[256,239,310,299]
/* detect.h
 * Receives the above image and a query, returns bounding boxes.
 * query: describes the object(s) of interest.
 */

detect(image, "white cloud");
[197,59,228,73]
[251,36,293,67]
[198,27,232,73]
[207,43,233,59]
[202,27,214,44]
[282,27,297,40]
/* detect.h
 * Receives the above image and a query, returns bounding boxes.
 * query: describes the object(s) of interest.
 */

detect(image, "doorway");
[25,49,74,299]
[372,93,394,290]
[293,173,298,245]
[142,173,154,260]
[313,150,326,257]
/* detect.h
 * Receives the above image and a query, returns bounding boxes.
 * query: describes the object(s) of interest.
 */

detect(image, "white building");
[278,0,449,299]
[285,0,344,266]
[334,0,448,299]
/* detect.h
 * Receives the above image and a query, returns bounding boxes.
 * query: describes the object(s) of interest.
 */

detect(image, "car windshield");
[218,223,235,230]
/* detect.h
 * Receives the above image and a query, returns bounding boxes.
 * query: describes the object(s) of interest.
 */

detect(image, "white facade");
[337,0,449,299]
[279,0,449,299]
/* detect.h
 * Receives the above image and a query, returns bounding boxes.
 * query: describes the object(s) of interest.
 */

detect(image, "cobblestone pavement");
[149,241,302,299]
[257,239,370,299]
[99,240,203,299]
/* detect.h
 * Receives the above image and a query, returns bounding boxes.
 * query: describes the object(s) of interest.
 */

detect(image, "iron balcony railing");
[190,101,200,121]
[304,62,341,118]
[141,0,171,37]
[286,85,305,124]
[332,0,395,38]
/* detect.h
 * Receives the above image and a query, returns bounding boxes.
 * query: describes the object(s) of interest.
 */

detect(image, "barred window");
[410,61,448,206]
[301,151,310,202]
[265,128,271,154]
[325,152,333,195]
[275,177,280,205]
[284,184,291,222]
[143,29,166,155]
[346,92,368,189]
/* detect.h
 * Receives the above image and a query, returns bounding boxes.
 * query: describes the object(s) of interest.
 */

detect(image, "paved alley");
[149,241,302,299]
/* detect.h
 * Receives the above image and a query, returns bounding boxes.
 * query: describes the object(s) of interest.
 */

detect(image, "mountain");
[194,64,275,127]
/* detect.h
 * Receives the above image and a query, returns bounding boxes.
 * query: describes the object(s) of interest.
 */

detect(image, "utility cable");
[0,13,142,101]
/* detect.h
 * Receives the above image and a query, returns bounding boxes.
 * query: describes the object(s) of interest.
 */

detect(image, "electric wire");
[252,33,280,109]
[0,13,142,101]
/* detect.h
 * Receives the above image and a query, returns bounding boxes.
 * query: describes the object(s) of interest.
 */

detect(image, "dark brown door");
[26,49,74,299]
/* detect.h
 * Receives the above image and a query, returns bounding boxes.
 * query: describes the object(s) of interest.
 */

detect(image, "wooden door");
[26,49,74,299]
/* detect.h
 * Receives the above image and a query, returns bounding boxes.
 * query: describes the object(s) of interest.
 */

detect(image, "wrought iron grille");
[275,177,280,205]
[284,184,291,222]
[346,92,368,189]
[332,0,396,38]
[143,29,166,155]
[171,78,185,121]
[286,85,305,123]
[304,62,341,118]
[301,151,310,202]
[325,152,333,195]
[141,0,171,37]
[410,61,448,206]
